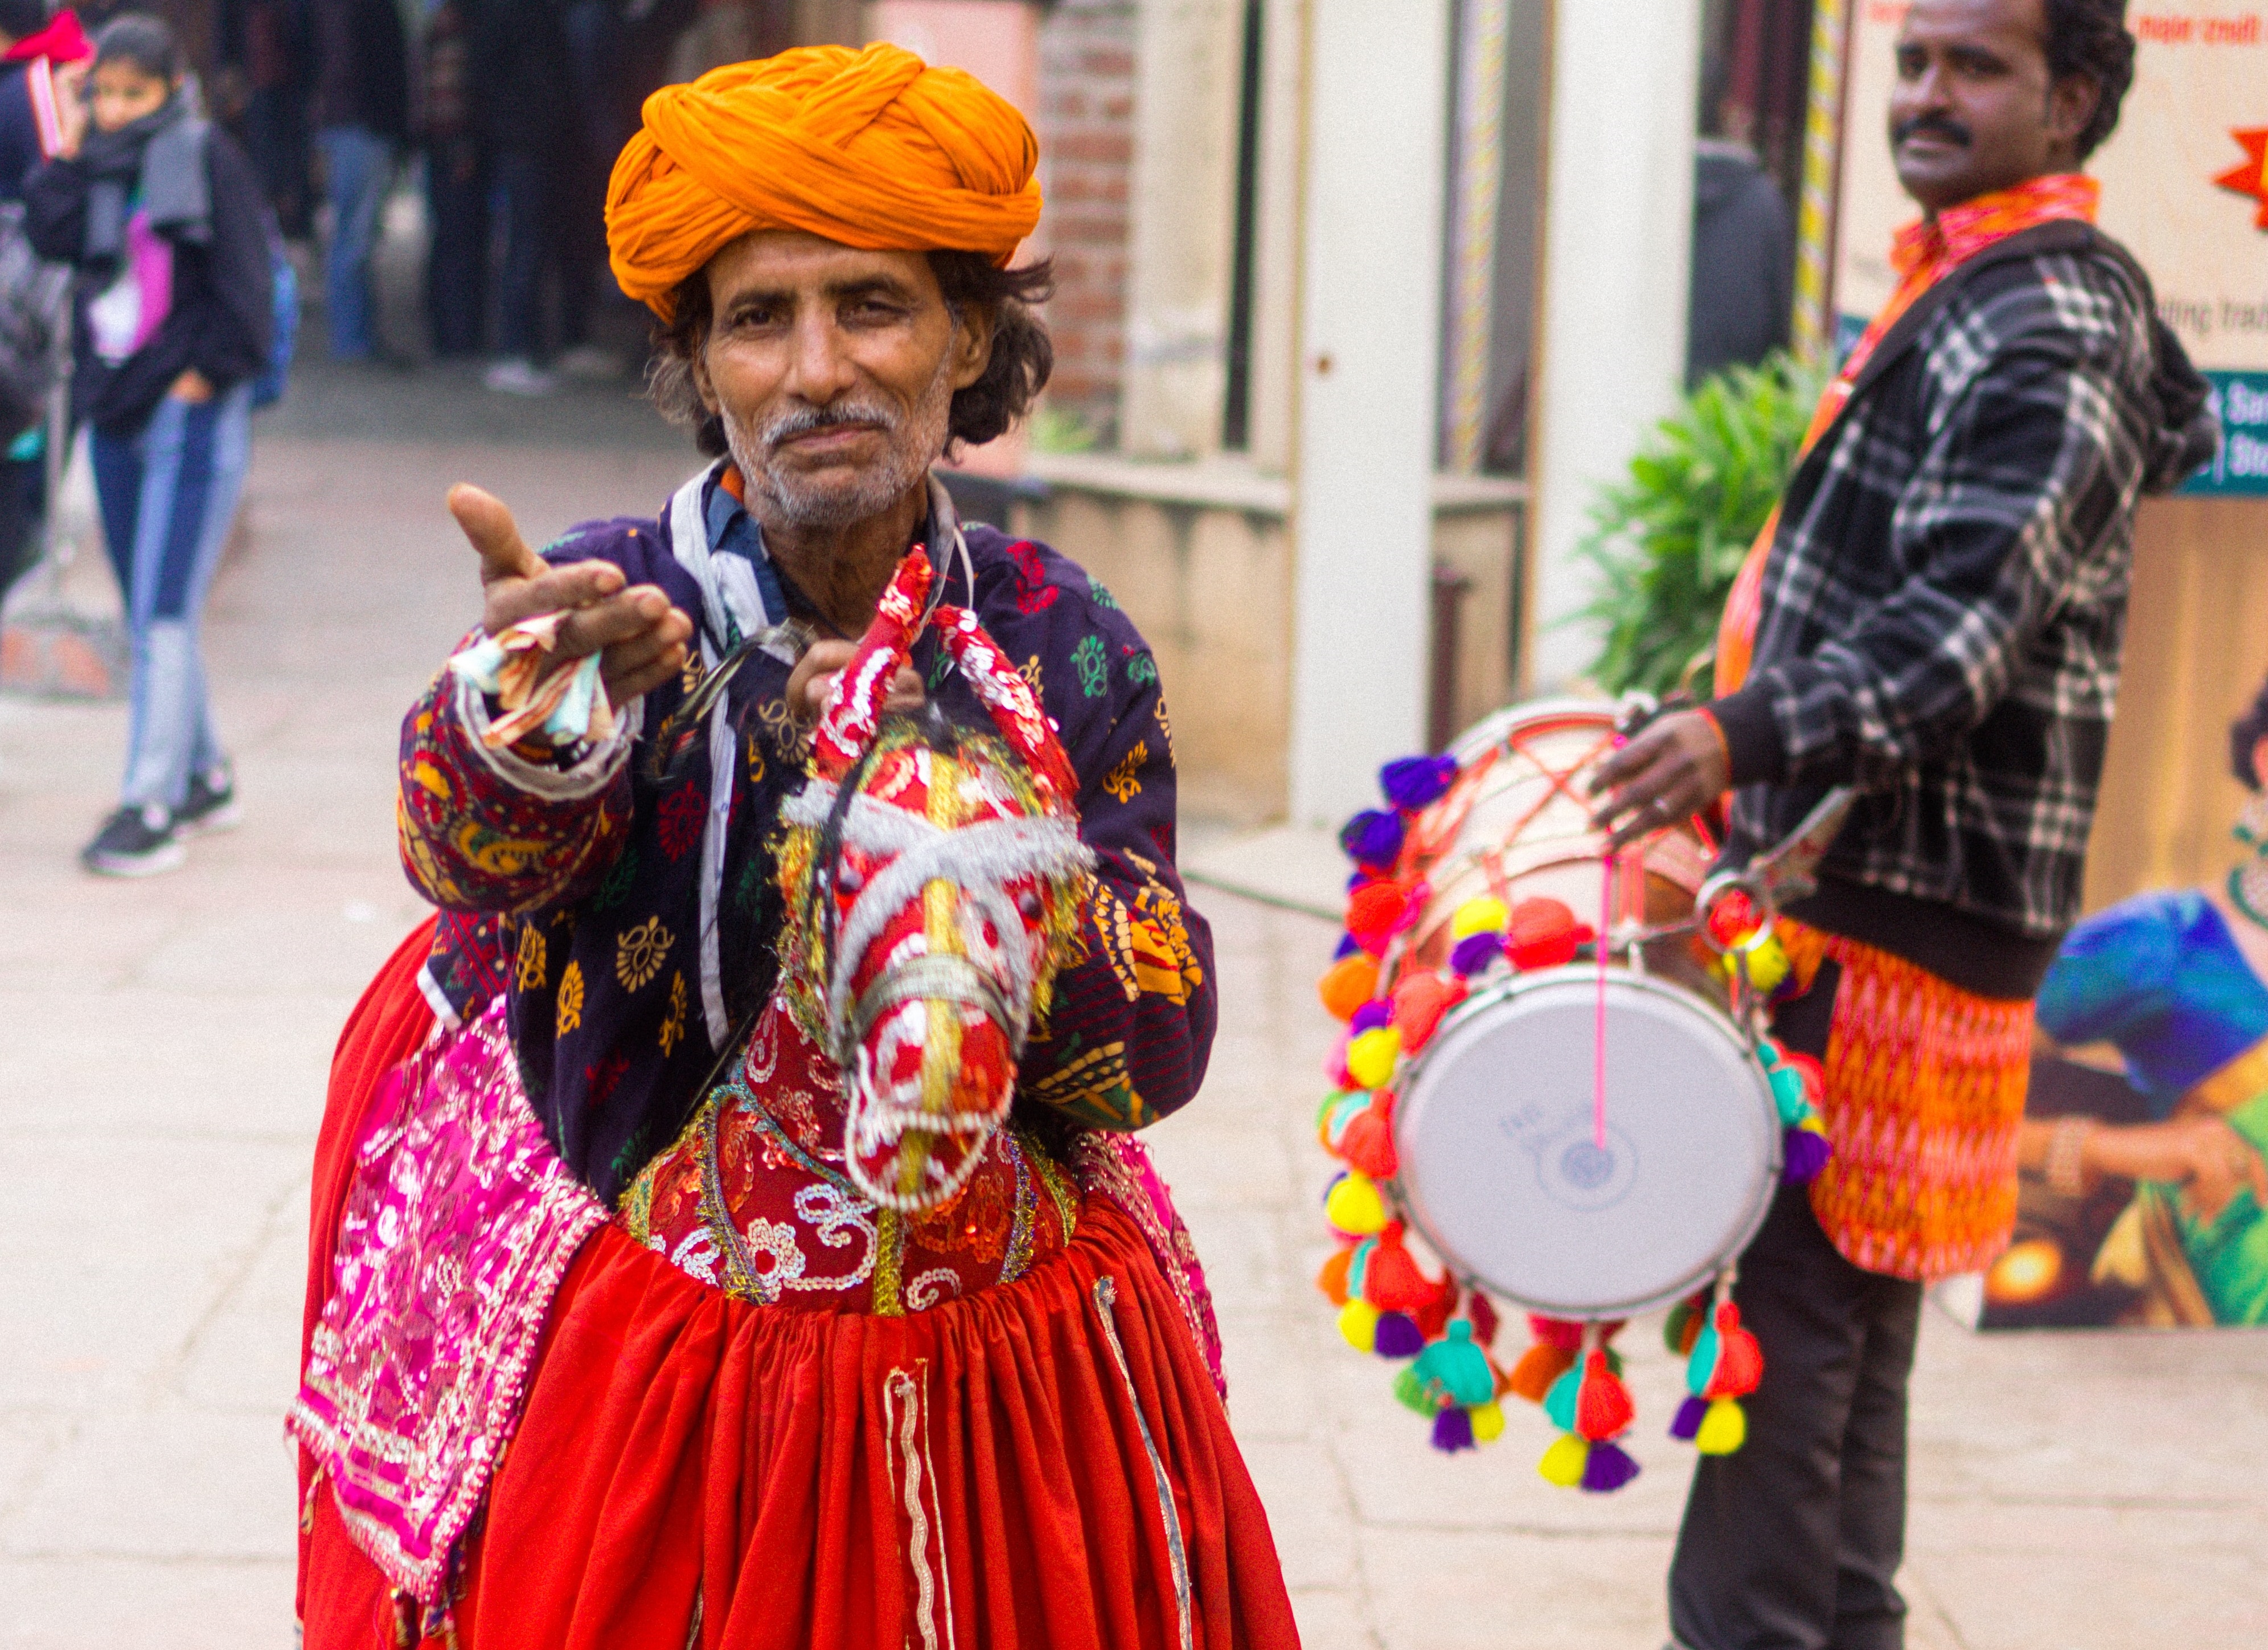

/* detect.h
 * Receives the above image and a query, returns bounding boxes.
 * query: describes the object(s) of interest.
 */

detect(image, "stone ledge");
[1019,451,1530,519]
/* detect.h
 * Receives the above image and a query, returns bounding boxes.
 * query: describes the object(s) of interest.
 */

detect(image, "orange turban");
[606,44,1042,318]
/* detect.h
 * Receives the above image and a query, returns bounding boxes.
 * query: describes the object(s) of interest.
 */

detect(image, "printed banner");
[1833,0,2268,493]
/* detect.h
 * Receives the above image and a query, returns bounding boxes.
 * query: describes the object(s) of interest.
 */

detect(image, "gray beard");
[727,351,955,533]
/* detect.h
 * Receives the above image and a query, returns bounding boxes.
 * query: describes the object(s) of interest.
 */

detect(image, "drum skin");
[1392,967,1782,1319]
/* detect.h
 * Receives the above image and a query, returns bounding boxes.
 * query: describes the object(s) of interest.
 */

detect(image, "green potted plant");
[1576,353,1825,698]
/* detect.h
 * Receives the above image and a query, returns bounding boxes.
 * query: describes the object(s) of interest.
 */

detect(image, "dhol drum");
[1315,699,1838,1479]
[1395,701,1781,1318]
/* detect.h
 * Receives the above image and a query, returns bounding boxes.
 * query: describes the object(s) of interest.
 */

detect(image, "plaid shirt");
[1713,220,2216,954]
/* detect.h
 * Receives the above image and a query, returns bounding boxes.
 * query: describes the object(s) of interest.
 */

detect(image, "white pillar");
[1286,0,1450,826]
[1121,0,1247,461]
[1527,0,1700,689]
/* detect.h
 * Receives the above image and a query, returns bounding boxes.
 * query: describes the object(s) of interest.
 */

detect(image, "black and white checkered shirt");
[1712,220,2217,992]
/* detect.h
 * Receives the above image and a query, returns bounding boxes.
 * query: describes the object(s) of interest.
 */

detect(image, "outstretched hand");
[450,483,694,707]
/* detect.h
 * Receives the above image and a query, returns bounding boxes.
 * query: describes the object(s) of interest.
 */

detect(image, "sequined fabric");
[620,995,1081,1312]
[288,1001,609,1604]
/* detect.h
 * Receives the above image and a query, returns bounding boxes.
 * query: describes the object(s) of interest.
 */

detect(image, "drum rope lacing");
[1313,710,1848,1484]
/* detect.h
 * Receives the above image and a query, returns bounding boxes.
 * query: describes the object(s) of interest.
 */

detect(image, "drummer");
[1592,3,2213,1647]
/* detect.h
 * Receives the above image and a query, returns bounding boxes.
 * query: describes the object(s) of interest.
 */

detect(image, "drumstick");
[1595,849,1615,1152]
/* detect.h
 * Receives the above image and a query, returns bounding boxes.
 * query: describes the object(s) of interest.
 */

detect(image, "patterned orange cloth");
[1712,174,2101,698]
[1779,920,2036,1281]
[606,43,1042,318]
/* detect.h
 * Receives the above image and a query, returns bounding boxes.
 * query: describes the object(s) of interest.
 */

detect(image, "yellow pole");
[1793,0,1852,366]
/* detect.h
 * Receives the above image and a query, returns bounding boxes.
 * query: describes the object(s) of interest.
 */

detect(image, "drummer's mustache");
[1893,112,1970,150]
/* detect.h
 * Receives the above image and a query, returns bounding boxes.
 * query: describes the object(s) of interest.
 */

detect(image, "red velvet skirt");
[298,924,1300,1649]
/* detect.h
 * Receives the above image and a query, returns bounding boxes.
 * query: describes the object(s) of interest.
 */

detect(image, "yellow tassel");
[1450,895,1510,940]
[1469,1400,1506,1444]
[1324,1172,1388,1236]
[1695,1397,1746,1455]
[1740,931,1790,996]
[1338,1299,1381,1352]
[1537,1432,1588,1487]
[1346,1026,1402,1090]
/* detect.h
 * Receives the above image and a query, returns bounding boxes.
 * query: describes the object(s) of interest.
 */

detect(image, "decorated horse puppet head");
[776,548,1094,1211]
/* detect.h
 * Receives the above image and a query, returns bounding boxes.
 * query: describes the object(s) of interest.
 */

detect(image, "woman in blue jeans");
[26,15,273,874]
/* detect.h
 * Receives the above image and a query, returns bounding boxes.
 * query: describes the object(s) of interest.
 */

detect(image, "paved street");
[3,359,2266,1648]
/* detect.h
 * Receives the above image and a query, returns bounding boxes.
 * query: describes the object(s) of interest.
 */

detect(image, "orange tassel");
[1507,1339,1577,1404]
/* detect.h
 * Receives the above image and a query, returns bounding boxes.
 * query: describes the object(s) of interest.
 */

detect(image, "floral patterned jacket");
[397,470,1215,1203]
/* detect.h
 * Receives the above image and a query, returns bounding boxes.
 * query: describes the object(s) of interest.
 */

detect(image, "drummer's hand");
[1589,710,1731,850]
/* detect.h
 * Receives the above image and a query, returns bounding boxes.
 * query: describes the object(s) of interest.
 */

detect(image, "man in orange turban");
[292,44,1301,1649]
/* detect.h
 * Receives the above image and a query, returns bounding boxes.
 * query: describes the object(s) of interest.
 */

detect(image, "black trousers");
[1669,962,1925,1650]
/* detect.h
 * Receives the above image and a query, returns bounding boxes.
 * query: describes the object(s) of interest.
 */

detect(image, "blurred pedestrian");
[26,14,274,874]
[547,0,622,380]
[471,0,572,395]
[1687,65,1793,386]
[419,0,484,358]
[0,2,92,603]
[310,0,405,362]
[218,0,315,240]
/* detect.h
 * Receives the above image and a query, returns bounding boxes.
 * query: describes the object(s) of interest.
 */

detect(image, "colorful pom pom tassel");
[1323,1172,1388,1237]
[1449,931,1503,977]
[1782,1123,1831,1183]
[1373,1311,1425,1358]
[1537,1433,1589,1488]
[1316,953,1379,1021]
[1338,1299,1380,1352]
[1430,1405,1476,1454]
[1339,809,1405,870]
[1381,754,1458,809]
[1695,1398,1748,1455]
[1394,1365,1445,1416]
[1580,1439,1641,1492]
[1345,1025,1402,1090]
[1669,1394,1708,1441]
[1507,1339,1577,1405]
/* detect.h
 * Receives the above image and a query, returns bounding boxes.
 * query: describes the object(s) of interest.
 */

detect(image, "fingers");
[553,587,684,658]
[788,641,858,726]
[450,484,548,587]
[484,562,629,633]
[602,646,691,708]
[882,664,925,714]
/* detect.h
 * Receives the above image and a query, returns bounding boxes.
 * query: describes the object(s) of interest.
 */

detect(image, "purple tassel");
[1580,1440,1641,1492]
[1450,932,1503,977]
[1669,1394,1708,1441]
[1333,932,1361,960]
[1339,809,1405,869]
[1350,1000,1396,1035]
[1373,1312,1426,1358]
[1429,1405,1476,1453]
[1382,755,1459,810]
[1782,1128,1831,1184]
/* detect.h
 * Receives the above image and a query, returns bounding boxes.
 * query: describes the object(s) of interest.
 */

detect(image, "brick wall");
[1036,0,1136,447]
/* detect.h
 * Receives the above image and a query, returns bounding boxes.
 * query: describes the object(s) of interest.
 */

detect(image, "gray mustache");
[761,402,901,448]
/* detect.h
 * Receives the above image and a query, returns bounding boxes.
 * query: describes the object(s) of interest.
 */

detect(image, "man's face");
[693,232,992,533]
[1888,0,2097,213]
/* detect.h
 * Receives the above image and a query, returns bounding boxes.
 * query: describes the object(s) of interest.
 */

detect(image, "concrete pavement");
[2,359,2265,1647]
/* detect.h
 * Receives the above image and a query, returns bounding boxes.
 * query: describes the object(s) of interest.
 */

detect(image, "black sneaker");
[178,764,240,836]
[81,803,187,877]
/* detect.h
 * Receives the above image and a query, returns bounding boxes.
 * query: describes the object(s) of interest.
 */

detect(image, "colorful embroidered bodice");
[619,994,1079,1311]
[396,483,1215,1204]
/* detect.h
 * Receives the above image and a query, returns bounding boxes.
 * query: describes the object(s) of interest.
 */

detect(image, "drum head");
[1393,969,1781,1319]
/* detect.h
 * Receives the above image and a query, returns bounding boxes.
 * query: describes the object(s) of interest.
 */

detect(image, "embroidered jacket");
[398,470,1213,1202]
[1711,218,2216,997]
